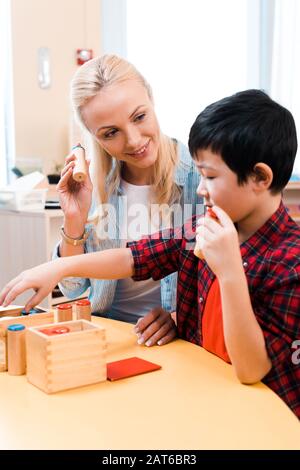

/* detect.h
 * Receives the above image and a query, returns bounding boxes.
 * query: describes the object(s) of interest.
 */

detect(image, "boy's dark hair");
[188,89,298,193]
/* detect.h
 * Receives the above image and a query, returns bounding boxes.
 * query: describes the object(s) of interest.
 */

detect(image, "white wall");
[11,0,101,175]
[126,0,255,145]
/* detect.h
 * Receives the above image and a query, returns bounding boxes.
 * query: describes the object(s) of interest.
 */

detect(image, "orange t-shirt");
[201,279,231,363]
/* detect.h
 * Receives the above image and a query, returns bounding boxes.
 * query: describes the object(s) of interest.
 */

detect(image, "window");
[0,0,15,187]
[102,0,299,175]
[126,0,258,145]
[270,0,300,173]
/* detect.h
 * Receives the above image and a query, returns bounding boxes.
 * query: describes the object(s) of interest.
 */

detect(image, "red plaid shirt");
[128,201,300,419]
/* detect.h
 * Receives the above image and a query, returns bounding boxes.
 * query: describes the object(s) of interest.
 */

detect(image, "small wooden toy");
[72,144,87,182]
[26,320,107,393]
[0,305,23,318]
[7,324,26,375]
[56,303,73,322]
[0,309,55,372]
[21,308,45,316]
[73,299,91,321]
[194,207,219,259]
[39,326,70,336]
[107,357,161,381]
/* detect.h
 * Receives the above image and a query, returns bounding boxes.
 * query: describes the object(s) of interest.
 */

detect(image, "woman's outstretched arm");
[0,248,134,311]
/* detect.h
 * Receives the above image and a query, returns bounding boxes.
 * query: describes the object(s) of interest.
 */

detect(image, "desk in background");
[0,317,299,450]
[0,209,88,308]
[0,208,63,308]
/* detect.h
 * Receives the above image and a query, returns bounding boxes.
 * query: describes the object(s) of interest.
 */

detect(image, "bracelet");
[60,226,89,246]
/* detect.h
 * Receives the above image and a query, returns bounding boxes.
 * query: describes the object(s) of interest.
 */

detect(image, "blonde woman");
[54,55,200,346]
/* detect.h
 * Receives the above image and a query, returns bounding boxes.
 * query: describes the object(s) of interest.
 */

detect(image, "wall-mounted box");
[26,320,107,393]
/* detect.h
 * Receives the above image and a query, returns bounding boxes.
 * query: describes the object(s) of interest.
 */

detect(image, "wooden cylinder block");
[194,207,219,260]
[56,304,73,322]
[7,324,26,375]
[74,299,91,321]
[72,145,87,182]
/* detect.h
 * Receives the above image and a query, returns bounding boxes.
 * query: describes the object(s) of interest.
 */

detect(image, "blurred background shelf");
[283,182,300,224]
[0,208,88,308]
[286,181,300,190]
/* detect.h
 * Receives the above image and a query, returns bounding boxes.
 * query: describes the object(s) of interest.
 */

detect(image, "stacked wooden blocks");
[0,309,55,372]
[26,320,107,393]
[0,302,107,393]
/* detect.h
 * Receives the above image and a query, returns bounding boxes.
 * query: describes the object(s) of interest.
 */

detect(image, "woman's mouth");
[127,140,150,158]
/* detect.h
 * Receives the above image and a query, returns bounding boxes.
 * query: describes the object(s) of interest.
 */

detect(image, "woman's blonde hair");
[71,54,180,206]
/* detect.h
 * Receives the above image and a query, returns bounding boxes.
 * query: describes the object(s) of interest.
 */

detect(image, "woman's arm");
[0,248,134,311]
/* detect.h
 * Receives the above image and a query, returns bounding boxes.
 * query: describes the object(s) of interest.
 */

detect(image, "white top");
[109,179,161,323]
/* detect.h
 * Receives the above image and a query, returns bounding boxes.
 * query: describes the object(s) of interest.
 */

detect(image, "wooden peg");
[7,324,26,375]
[194,207,219,259]
[39,326,70,336]
[56,304,73,322]
[72,144,87,182]
[74,299,91,321]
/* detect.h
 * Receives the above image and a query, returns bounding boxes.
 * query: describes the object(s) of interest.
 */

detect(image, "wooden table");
[0,317,299,450]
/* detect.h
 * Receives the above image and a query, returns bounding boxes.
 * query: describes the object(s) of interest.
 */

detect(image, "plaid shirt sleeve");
[127,226,187,282]
[253,264,300,369]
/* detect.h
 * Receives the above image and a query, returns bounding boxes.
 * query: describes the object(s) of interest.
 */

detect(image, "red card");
[106,356,161,381]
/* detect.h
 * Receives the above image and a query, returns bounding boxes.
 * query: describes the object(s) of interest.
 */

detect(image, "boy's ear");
[251,163,273,191]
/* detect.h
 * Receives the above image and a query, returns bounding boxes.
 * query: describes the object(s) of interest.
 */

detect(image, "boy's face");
[194,148,257,223]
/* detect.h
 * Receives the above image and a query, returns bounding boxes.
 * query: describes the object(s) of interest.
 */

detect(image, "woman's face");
[81,80,160,172]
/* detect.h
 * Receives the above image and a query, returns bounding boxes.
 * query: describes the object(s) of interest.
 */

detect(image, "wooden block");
[72,145,87,182]
[0,310,55,372]
[7,324,26,375]
[56,304,73,322]
[0,305,23,318]
[73,299,91,321]
[26,320,107,393]
[0,310,55,333]
[107,357,161,381]
[194,207,219,259]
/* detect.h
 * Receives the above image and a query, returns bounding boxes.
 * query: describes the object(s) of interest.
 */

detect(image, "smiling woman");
[52,54,200,348]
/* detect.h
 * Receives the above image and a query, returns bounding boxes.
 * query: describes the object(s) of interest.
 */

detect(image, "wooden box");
[26,320,107,393]
[0,309,55,372]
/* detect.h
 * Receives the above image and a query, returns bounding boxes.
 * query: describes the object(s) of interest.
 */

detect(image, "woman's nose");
[126,126,141,149]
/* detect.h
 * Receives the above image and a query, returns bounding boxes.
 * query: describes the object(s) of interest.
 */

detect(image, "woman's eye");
[134,113,146,122]
[104,129,118,138]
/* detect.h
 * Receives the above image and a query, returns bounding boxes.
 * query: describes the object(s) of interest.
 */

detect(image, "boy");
[1,90,299,418]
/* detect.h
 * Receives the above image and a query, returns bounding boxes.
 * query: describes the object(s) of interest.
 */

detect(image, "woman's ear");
[251,163,273,191]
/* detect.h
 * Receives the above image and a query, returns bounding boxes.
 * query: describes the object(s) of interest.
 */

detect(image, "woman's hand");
[0,260,65,311]
[57,150,93,225]
[134,307,177,346]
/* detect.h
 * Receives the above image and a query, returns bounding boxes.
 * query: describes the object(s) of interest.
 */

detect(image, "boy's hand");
[134,307,177,347]
[0,261,63,311]
[195,205,241,278]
